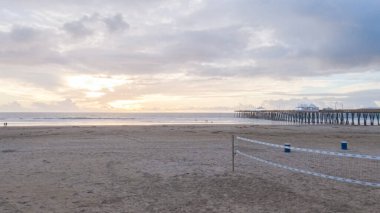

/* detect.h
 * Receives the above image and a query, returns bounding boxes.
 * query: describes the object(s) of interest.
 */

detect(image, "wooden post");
[232,135,235,172]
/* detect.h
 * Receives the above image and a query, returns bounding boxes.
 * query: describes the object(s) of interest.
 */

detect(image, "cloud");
[63,19,94,38]
[173,0,380,77]
[0,101,25,112]
[3,1,380,78]
[0,24,64,66]
[262,89,380,110]
[10,25,39,42]
[63,13,129,38]
[30,99,80,112]
[103,13,129,33]
[0,0,380,111]
[0,99,79,112]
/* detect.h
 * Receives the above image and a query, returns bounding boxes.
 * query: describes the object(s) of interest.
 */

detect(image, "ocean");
[0,112,282,127]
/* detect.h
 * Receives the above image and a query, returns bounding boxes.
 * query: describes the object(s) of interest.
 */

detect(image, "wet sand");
[0,125,379,212]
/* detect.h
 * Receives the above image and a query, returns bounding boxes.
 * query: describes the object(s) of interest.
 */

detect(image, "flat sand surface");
[0,125,379,212]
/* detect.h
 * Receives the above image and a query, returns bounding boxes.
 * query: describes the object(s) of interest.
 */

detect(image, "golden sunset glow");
[66,75,131,92]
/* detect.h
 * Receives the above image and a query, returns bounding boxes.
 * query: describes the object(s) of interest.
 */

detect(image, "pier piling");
[235,109,380,126]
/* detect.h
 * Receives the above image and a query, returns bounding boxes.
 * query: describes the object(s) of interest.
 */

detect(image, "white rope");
[236,150,380,187]
[236,136,380,160]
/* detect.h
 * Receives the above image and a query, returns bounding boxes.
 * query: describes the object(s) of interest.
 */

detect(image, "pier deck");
[235,109,380,126]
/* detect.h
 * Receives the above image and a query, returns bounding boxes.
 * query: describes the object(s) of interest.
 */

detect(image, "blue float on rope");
[341,141,348,150]
[284,144,291,153]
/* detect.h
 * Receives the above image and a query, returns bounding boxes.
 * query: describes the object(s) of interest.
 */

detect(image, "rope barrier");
[236,136,380,160]
[236,150,380,187]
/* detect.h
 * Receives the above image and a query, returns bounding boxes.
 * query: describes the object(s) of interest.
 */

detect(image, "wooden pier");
[235,109,380,126]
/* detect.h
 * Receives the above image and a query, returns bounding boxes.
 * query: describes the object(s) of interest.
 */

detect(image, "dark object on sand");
[341,141,348,150]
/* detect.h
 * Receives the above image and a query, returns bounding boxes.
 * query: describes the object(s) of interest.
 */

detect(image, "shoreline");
[3,122,380,127]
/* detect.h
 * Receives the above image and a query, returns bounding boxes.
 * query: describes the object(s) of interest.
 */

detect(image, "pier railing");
[235,109,380,126]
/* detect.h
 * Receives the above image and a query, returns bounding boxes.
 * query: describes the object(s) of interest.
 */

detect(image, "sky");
[0,0,380,112]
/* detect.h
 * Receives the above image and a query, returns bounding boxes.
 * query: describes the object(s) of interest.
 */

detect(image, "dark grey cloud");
[62,13,102,38]
[62,13,129,39]
[10,25,39,42]
[165,26,247,61]
[2,25,43,44]
[174,0,380,77]
[63,19,94,38]
[0,24,64,67]
[103,13,129,33]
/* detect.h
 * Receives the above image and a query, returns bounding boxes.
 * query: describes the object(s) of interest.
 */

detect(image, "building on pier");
[296,103,319,111]
[255,106,265,111]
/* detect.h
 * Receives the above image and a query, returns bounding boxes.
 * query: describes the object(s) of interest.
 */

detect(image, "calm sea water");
[0,112,282,126]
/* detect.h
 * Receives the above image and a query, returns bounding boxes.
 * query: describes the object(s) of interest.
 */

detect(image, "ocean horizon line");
[0,112,273,127]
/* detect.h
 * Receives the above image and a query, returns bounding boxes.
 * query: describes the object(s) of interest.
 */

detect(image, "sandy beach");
[0,125,379,212]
